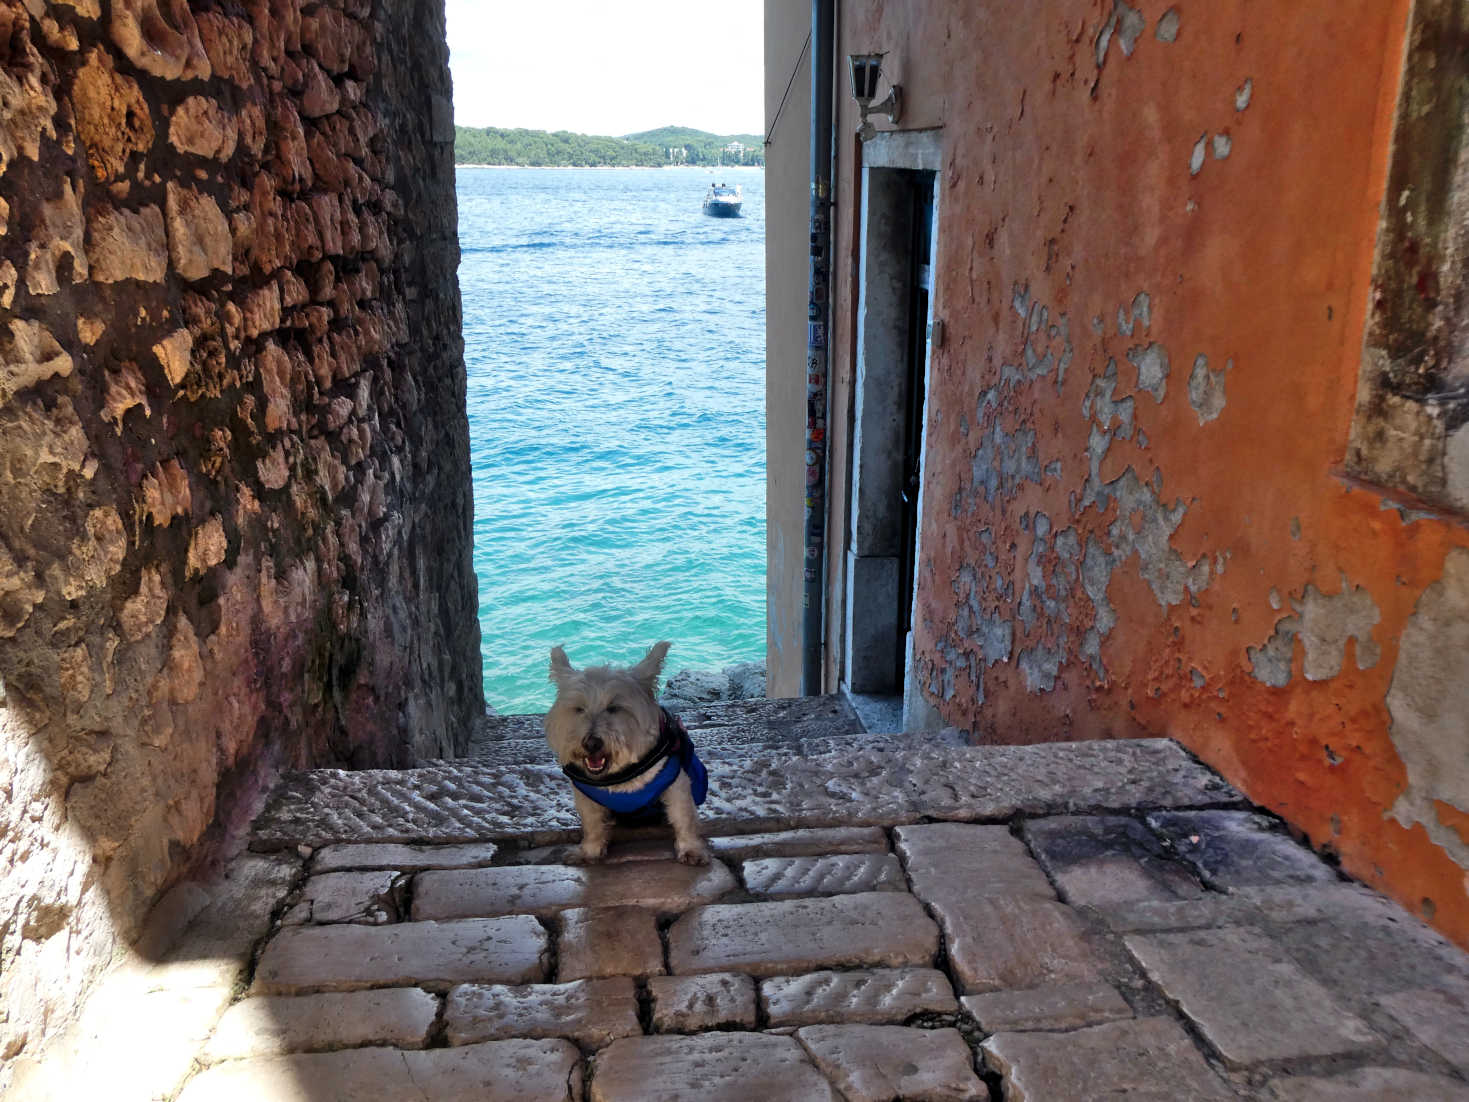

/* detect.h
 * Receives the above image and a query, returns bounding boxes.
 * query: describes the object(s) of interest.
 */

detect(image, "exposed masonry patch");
[943,283,1219,695]
[1386,548,1469,869]
[1377,499,1436,525]
[1156,9,1180,43]
[1127,343,1170,402]
[1187,355,1230,424]
[1190,134,1208,176]
[1116,292,1151,337]
[1212,134,1232,160]
[1006,283,1075,395]
[1235,78,1254,112]
[1247,578,1383,687]
[1095,0,1146,67]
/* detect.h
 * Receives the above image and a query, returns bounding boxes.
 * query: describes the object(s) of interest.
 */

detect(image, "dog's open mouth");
[583,753,608,775]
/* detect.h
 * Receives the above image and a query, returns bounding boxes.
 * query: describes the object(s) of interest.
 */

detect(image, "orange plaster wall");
[828,0,1469,946]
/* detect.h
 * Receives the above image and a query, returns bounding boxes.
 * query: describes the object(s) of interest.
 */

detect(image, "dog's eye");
[572,705,584,714]
[606,703,620,714]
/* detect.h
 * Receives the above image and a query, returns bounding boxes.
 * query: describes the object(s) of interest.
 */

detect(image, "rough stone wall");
[0,0,480,1072]
[827,0,1469,947]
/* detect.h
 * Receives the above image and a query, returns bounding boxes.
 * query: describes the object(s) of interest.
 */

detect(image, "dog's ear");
[549,646,576,685]
[630,641,671,693]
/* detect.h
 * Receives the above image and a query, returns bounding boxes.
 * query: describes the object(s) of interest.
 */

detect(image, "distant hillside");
[454,125,763,167]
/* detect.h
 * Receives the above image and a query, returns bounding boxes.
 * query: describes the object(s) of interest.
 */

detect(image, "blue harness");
[563,708,708,818]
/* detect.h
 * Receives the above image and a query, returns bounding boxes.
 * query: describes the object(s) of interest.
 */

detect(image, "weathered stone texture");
[0,0,480,1079]
[667,893,940,976]
[253,918,548,995]
[795,1025,986,1102]
[761,967,957,1026]
[982,1018,1235,1101]
[1126,926,1379,1066]
[446,978,641,1049]
[742,853,907,897]
[960,981,1133,1032]
[649,972,757,1031]
[203,988,438,1062]
[412,861,737,920]
[250,739,1241,849]
[591,1033,840,1102]
[557,906,666,980]
[177,1039,583,1102]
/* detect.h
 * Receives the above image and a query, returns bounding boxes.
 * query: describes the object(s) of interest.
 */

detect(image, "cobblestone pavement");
[15,712,1469,1100]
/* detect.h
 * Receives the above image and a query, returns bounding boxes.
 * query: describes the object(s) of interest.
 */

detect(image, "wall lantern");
[848,53,902,140]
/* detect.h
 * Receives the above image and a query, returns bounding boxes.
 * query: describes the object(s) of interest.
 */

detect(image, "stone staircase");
[15,700,1469,1101]
[454,694,967,770]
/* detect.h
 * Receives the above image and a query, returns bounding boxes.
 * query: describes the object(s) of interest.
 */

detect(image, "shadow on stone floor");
[18,735,1469,1098]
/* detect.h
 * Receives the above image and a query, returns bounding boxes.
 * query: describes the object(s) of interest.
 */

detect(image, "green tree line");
[454,126,764,167]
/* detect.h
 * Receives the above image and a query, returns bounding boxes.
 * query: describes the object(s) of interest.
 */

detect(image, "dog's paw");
[675,845,710,866]
[567,847,606,866]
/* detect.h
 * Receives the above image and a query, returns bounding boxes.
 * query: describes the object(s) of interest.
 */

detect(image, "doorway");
[843,131,940,721]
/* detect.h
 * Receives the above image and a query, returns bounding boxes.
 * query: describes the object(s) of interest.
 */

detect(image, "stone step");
[467,694,865,753]
[443,724,969,770]
[251,738,1246,851]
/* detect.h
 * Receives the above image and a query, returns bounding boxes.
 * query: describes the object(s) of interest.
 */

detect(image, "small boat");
[702,182,743,218]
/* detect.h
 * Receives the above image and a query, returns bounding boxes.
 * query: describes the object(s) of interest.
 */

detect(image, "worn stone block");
[590,1033,839,1102]
[1266,1067,1469,1100]
[86,203,167,283]
[413,860,735,920]
[165,183,232,281]
[177,1039,583,1101]
[1271,902,1469,1004]
[282,869,402,925]
[795,1025,985,1102]
[708,826,889,860]
[148,852,302,991]
[557,905,665,980]
[1126,926,1379,1066]
[649,973,756,1032]
[761,968,956,1026]
[1083,895,1261,933]
[895,823,1055,904]
[1145,811,1338,890]
[742,853,906,898]
[203,988,438,1061]
[1023,814,1204,905]
[249,740,1243,850]
[446,978,640,1049]
[1377,986,1469,1076]
[253,916,548,994]
[312,841,499,872]
[960,981,1132,1032]
[668,893,938,976]
[983,1018,1234,1101]
[935,896,1103,994]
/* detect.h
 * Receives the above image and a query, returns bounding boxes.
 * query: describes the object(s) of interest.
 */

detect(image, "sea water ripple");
[457,166,766,713]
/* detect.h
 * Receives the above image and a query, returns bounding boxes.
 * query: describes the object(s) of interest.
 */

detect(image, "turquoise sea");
[457,166,767,714]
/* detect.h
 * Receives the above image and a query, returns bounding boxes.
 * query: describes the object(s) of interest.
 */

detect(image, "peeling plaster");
[1156,9,1180,43]
[1095,0,1146,67]
[1190,134,1207,176]
[1387,548,1469,870]
[1127,342,1170,402]
[1235,78,1254,111]
[1247,578,1382,686]
[1187,354,1229,423]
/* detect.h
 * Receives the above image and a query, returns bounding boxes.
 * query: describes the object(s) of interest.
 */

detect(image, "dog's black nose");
[583,734,605,755]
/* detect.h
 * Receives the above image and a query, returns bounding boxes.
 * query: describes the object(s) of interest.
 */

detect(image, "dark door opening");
[897,172,935,686]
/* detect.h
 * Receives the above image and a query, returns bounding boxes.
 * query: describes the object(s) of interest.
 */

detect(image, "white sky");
[446,1,765,137]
